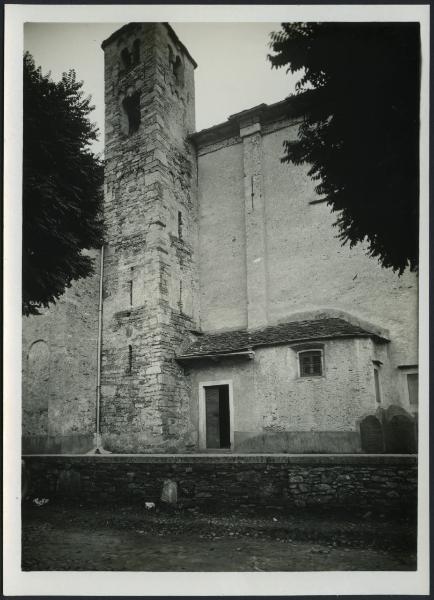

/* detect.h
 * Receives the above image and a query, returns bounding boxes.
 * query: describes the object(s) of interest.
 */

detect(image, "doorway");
[199,381,233,450]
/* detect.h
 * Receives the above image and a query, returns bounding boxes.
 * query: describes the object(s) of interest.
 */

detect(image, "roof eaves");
[176,350,255,363]
[190,97,298,148]
[182,329,389,358]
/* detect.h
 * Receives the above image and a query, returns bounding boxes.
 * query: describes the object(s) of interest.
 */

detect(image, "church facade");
[22,22,418,455]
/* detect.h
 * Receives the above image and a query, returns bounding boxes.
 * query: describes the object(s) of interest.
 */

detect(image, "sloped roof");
[178,318,388,359]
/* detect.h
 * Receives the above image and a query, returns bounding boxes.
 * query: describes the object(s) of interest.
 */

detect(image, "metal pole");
[95,245,104,443]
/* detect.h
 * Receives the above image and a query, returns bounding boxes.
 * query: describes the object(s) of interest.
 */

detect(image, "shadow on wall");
[360,405,417,454]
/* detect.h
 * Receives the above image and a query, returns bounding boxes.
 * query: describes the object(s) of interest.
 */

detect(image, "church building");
[22,22,418,456]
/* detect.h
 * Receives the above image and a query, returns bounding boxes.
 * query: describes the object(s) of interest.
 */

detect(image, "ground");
[22,501,416,571]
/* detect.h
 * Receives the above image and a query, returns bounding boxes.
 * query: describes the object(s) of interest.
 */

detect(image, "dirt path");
[22,503,416,572]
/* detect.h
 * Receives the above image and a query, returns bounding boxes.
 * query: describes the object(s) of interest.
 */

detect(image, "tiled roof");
[178,318,387,358]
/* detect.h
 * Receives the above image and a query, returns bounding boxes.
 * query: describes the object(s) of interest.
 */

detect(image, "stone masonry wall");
[22,250,101,453]
[101,23,199,453]
[23,454,417,511]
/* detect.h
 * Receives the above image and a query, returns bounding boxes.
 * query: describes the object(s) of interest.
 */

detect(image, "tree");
[268,23,420,273]
[23,52,103,316]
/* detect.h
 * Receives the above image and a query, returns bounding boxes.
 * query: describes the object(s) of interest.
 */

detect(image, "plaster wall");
[196,122,418,368]
[188,338,386,453]
[261,125,418,369]
[195,119,418,415]
[197,142,247,331]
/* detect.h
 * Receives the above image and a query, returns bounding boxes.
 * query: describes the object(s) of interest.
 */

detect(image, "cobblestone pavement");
[22,503,417,572]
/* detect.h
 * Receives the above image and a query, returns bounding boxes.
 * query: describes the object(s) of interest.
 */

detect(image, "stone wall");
[23,454,417,510]
[22,250,101,454]
[100,23,199,453]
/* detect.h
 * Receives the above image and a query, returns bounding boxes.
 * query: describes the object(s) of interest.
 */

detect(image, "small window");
[168,46,184,87]
[122,91,141,135]
[179,280,183,310]
[173,55,184,86]
[374,368,381,403]
[127,345,133,374]
[121,48,131,70]
[168,45,174,66]
[132,39,140,65]
[299,350,323,377]
[128,280,133,306]
[407,373,418,408]
[177,211,183,240]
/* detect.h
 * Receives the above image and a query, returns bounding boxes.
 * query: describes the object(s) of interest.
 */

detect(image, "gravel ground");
[22,501,417,572]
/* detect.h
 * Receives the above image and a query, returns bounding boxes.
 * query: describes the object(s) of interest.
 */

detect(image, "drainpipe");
[92,245,107,454]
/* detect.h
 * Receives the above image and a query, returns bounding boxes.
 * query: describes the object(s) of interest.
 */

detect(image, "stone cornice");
[190,97,300,149]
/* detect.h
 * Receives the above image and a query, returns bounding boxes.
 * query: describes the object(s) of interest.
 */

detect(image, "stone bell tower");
[100,23,199,453]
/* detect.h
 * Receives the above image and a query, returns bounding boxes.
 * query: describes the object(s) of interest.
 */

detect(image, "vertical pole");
[95,245,104,443]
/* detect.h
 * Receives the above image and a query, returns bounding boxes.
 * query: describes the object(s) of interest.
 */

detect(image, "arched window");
[132,39,140,65]
[173,55,184,87]
[24,340,50,435]
[121,48,131,70]
[168,45,174,66]
[122,91,141,135]
[168,46,184,87]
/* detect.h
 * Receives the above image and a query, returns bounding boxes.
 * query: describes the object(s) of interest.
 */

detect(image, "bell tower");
[100,23,199,452]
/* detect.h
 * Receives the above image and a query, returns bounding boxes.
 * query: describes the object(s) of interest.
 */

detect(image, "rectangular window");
[374,368,381,403]
[407,373,418,408]
[127,345,133,374]
[178,211,183,240]
[299,350,323,377]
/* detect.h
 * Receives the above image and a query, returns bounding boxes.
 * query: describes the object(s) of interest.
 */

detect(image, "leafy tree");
[23,52,103,315]
[268,23,420,273]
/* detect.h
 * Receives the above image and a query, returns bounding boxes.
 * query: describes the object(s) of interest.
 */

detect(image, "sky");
[24,22,299,156]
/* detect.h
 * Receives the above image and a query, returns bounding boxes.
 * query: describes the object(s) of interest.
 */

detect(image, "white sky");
[24,22,298,156]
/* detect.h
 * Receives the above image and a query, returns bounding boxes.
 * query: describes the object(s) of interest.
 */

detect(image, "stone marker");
[161,479,178,505]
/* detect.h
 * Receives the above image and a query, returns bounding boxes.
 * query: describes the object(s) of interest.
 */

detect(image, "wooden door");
[205,387,221,448]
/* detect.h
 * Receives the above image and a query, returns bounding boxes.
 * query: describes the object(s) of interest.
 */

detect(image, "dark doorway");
[204,385,231,449]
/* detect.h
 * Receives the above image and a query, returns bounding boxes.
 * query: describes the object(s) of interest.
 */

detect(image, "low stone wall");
[22,454,417,510]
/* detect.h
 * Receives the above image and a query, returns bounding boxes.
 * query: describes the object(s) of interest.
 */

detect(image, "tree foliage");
[268,23,420,273]
[23,52,103,315]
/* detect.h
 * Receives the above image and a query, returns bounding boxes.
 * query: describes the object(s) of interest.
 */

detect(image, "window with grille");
[298,350,323,377]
